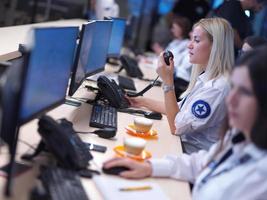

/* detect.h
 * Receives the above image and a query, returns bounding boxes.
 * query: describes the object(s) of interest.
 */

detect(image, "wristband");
[162,84,174,93]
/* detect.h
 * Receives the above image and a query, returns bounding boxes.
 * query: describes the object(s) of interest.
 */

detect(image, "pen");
[119,186,152,191]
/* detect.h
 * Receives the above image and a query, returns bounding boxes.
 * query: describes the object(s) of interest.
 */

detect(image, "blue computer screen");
[86,20,112,75]
[68,20,112,96]
[19,27,78,123]
[107,18,126,57]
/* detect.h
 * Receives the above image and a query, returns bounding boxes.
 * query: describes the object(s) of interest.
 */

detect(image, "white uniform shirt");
[165,39,192,82]
[150,131,267,200]
[175,72,230,153]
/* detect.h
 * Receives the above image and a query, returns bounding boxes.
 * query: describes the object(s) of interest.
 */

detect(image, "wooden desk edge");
[0,51,21,62]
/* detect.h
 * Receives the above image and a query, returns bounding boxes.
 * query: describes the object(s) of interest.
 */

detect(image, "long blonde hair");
[182,18,234,97]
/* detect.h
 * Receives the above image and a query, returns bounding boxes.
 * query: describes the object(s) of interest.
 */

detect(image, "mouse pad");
[125,124,158,139]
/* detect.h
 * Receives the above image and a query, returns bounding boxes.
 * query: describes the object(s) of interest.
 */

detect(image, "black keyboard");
[118,75,136,91]
[40,166,88,200]
[89,104,117,129]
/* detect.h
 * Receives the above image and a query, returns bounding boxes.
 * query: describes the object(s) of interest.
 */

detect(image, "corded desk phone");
[38,115,93,170]
[118,55,143,78]
[97,75,130,109]
[97,75,159,108]
[22,115,93,170]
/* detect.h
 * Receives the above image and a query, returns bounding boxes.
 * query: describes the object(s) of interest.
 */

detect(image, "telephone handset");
[118,55,143,78]
[126,51,173,97]
[97,76,130,109]
[37,115,93,170]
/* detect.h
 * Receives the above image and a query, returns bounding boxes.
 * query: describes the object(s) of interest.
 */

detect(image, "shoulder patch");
[191,100,211,119]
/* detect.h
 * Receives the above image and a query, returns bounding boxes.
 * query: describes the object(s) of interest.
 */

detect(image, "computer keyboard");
[40,166,88,200]
[118,75,136,91]
[90,104,117,129]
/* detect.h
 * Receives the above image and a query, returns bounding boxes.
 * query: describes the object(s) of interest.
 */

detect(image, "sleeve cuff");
[150,158,174,177]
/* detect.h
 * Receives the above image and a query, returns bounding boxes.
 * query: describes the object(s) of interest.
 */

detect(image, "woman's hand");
[103,157,152,179]
[156,52,175,85]
[125,96,147,108]
[152,42,164,55]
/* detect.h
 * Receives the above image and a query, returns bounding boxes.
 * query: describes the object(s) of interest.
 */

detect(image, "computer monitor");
[0,26,79,196]
[107,17,126,58]
[68,20,113,96]
[19,27,78,124]
[0,58,24,153]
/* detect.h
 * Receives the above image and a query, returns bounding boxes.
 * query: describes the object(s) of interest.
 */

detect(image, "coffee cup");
[124,137,146,155]
[134,117,153,133]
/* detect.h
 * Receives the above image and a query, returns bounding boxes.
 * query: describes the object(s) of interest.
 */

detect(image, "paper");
[93,176,170,200]
[86,71,118,83]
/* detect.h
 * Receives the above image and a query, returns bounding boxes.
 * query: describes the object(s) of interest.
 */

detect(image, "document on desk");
[86,71,118,83]
[93,176,169,200]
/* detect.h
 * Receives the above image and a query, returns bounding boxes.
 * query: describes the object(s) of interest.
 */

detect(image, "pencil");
[119,186,152,191]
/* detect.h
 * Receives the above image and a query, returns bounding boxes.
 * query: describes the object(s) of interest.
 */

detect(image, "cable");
[126,76,160,97]
[75,131,90,134]
[18,139,37,151]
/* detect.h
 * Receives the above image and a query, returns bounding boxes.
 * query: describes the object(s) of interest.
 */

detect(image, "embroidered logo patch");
[191,100,211,119]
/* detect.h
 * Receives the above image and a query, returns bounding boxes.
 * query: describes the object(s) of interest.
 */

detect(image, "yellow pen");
[119,186,152,191]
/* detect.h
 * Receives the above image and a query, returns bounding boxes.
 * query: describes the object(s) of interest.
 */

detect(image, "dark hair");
[235,46,267,149]
[244,36,267,49]
[172,15,191,39]
[256,0,267,4]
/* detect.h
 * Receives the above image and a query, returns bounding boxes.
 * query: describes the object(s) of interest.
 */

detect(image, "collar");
[243,143,267,161]
[197,72,215,88]
[197,72,227,88]
[228,129,267,160]
[197,71,209,82]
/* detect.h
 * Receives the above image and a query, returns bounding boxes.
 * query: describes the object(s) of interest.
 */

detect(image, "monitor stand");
[0,162,31,179]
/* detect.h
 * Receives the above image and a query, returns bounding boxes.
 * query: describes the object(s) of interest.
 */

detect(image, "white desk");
[0,19,86,61]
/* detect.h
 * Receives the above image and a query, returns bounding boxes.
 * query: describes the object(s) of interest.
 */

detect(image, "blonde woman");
[128,18,234,153]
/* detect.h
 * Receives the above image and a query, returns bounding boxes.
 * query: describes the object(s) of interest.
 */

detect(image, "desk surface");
[0,19,86,61]
[0,19,191,200]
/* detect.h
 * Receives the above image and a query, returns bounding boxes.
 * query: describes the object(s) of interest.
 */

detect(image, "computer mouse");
[144,111,162,120]
[94,127,116,139]
[102,166,130,175]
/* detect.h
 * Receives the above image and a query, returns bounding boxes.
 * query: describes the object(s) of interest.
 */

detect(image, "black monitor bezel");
[1,54,28,196]
[68,23,87,97]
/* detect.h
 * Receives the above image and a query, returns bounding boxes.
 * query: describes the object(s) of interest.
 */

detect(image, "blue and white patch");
[191,100,211,119]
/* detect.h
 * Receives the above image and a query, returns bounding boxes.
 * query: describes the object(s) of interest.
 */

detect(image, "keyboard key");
[40,166,89,200]
[90,104,117,129]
